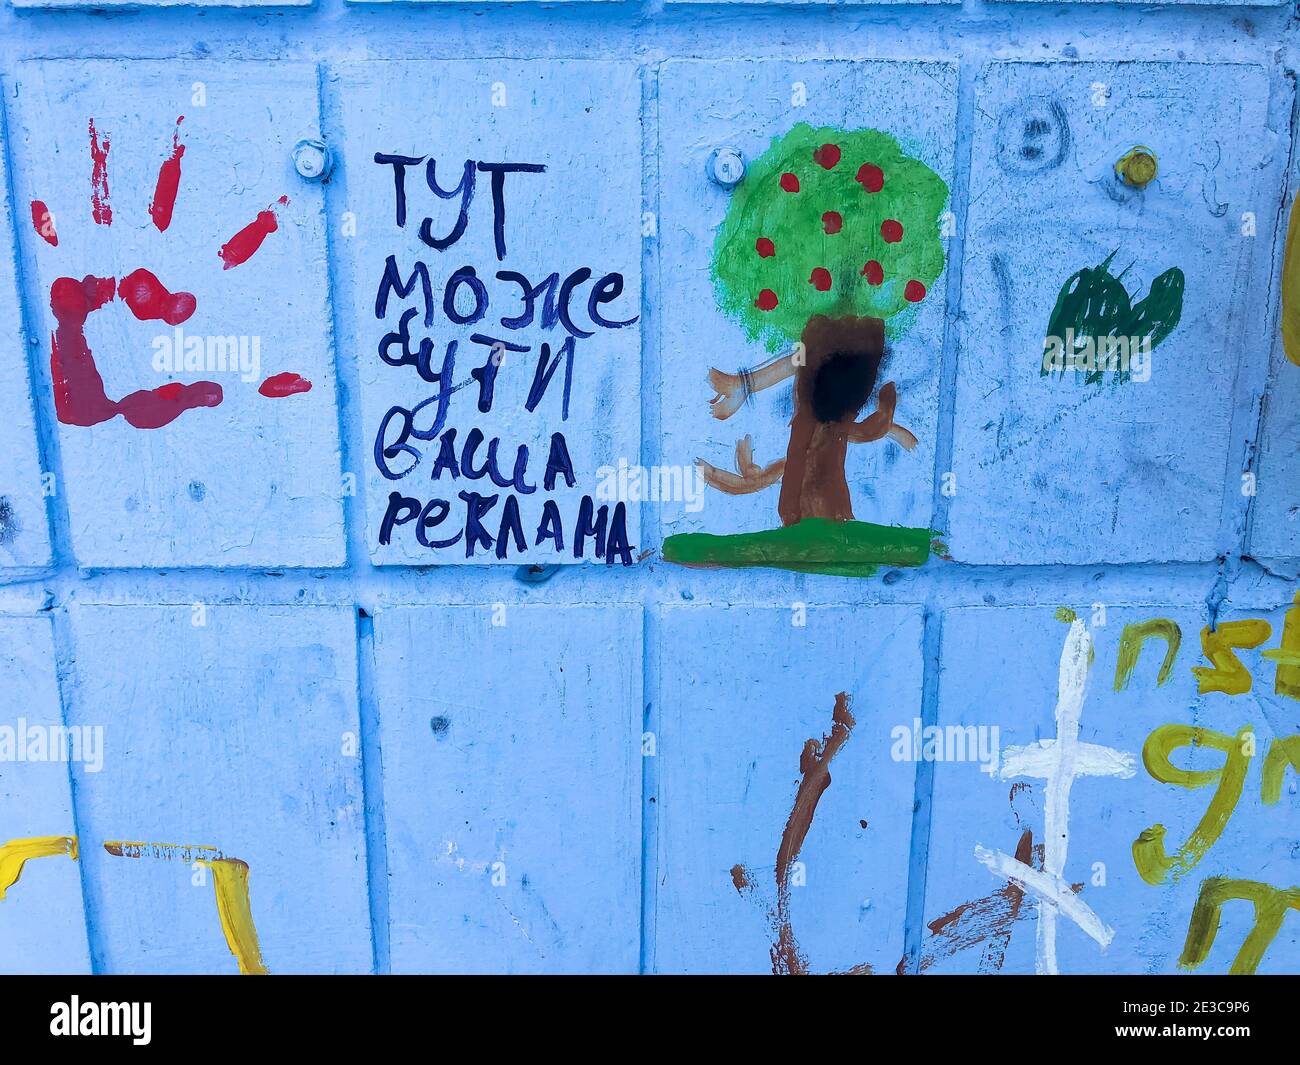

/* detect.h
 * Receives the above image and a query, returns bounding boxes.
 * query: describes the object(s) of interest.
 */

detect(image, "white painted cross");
[975,617,1136,974]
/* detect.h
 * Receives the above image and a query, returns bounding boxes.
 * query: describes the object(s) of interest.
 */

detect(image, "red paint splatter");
[89,119,112,226]
[809,268,832,292]
[856,163,884,193]
[822,211,842,234]
[756,237,776,258]
[219,196,288,270]
[881,219,904,243]
[118,268,196,326]
[49,273,221,429]
[905,280,927,302]
[50,276,116,426]
[150,117,186,233]
[755,289,779,311]
[861,260,884,286]
[258,372,312,398]
[779,173,800,193]
[116,380,221,429]
[30,201,57,246]
[813,143,841,169]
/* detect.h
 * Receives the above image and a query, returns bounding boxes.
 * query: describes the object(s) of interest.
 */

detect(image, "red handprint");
[32,116,311,430]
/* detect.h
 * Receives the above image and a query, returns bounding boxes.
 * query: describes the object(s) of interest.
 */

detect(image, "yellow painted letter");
[1192,620,1271,695]
[1133,725,1252,885]
[1179,877,1300,975]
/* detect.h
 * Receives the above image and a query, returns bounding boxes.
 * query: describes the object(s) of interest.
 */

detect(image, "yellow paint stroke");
[1179,877,1300,975]
[196,859,268,976]
[1114,618,1182,691]
[1133,725,1252,885]
[1261,592,1300,702]
[1262,736,1300,805]
[103,840,223,863]
[1191,620,1271,696]
[0,836,78,899]
[104,841,267,975]
[1282,194,1300,367]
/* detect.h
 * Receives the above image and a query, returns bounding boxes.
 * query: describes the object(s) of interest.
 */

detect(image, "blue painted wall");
[0,0,1297,975]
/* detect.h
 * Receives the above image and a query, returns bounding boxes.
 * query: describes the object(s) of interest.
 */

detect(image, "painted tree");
[703,123,948,526]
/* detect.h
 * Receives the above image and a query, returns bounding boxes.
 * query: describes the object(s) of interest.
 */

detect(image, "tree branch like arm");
[697,435,786,495]
[708,352,798,421]
[847,382,919,450]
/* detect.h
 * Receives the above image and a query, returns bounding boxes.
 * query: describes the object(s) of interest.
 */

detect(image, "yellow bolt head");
[1116,146,1158,189]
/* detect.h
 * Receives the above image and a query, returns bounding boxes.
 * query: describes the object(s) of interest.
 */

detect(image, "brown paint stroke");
[903,829,1085,975]
[779,316,884,525]
[773,691,856,973]
[897,783,1039,974]
[731,692,862,974]
[905,830,1038,975]
[104,840,225,863]
[697,435,786,496]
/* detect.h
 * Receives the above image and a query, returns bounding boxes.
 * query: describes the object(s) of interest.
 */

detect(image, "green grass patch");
[662,518,935,577]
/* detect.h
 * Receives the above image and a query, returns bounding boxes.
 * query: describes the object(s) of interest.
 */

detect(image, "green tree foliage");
[712,123,950,352]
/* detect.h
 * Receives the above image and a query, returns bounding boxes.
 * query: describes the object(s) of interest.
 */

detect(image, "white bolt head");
[707,146,747,189]
[293,138,332,181]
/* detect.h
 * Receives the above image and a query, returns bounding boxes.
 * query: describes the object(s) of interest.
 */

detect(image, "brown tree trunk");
[778,314,885,526]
